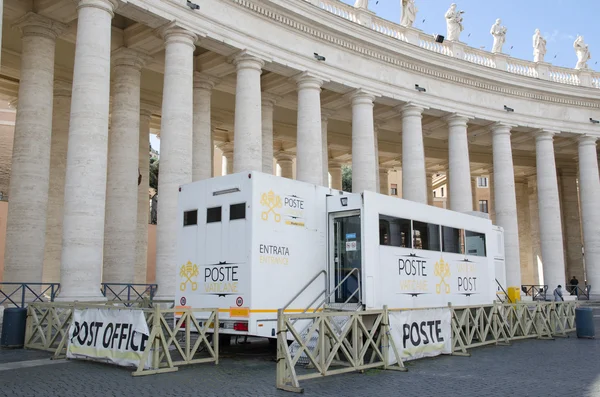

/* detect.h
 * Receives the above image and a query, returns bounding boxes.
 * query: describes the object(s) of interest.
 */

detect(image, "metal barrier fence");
[566,284,591,300]
[276,301,577,392]
[24,301,219,376]
[521,285,548,300]
[276,307,406,393]
[101,283,158,303]
[0,283,60,308]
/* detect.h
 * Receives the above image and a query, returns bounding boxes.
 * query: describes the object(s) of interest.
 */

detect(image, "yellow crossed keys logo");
[180,261,199,291]
[260,190,282,222]
[434,258,451,294]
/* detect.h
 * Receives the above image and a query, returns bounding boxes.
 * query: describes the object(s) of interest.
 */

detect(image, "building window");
[379,215,411,248]
[183,210,198,226]
[412,221,441,251]
[230,203,246,220]
[433,190,437,198]
[441,187,444,197]
[206,207,222,223]
[442,226,463,254]
[477,177,488,187]
[465,230,486,257]
[478,200,488,213]
[390,184,398,196]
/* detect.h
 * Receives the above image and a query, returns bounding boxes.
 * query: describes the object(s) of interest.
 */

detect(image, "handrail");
[566,284,591,300]
[101,283,157,305]
[282,269,327,313]
[495,279,511,303]
[315,267,361,312]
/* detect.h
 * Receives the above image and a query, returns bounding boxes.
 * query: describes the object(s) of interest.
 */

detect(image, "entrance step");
[323,302,363,312]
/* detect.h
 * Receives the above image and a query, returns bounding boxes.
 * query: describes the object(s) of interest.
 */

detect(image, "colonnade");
[2,1,600,300]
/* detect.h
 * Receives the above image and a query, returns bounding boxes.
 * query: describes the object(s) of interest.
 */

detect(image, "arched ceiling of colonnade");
[0,0,591,172]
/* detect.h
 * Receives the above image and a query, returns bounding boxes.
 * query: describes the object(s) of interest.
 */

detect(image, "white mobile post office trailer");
[175,172,506,339]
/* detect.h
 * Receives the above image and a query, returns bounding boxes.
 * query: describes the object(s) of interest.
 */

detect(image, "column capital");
[155,22,197,49]
[54,79,72,97]
[112,47,153,70]
[443,113,472,126]
[328,160,344,170]
[140,101,160,116]
[534,129,559,141]
[321,109,335,121]
[8,98,18,110]
[230,50,265,71]
[348,89,377,105]
[578,134,598,146]
[294,72,324,91]
[13,12,68,39]
[193,72,220,90]
[275,151,295,163]
[398,102,427,118]
[261,92,280,108]
[74,0,119,16]
[140,107,154,120]
[490,122,516,135]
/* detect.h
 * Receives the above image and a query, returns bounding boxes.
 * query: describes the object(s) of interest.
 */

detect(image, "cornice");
[232,0,600,109]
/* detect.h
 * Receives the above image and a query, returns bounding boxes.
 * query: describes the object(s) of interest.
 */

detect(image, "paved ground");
[0,308,599,397]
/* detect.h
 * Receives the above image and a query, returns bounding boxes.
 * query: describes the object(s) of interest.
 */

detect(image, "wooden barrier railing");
[24,301,219,376]
[277,301,578,392]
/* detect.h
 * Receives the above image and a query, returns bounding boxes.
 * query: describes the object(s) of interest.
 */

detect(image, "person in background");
[553,285,564,302]
[569,276,579,295]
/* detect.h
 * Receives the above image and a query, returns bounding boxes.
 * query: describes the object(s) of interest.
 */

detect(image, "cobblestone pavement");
[0,308,599,397]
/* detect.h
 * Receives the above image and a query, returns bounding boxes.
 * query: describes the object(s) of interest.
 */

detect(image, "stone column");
[233,52,264,173]
[330,162,343,190]
[401,104,427,203]
[155,25,196,299]
[261,94,277,175]
[374,124,381,193]
[321,111,333,187]
[223,149,234,175]
[471,176,478,211]
[277,153,294,179]
[60,0,118,300]
[426,172,434,205]
[559,169,584,283]
[379,167,389,195]
[445,114,473,212]
[3,14,66,284]
[103,48,150,284]
[350,91,377,193]
[135,108,152,284]
[491,123,521,290]
[528,176,542,284]
[578,135,600,291]
[42,81,71,284]
[516,180,534,285]
[192,73,218,181]
[535,130,566,289]
[295,73,323,185]
[489,171,496,223]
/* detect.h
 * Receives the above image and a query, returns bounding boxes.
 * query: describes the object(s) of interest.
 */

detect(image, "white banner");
[66,308,151,369]
[388,308,452,364]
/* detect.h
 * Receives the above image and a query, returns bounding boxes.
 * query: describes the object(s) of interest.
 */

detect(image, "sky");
[151,0,599,153]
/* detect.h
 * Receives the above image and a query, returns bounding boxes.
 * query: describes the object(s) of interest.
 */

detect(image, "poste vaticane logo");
[260,190,282,222]
[434,258,451,294]
[179,261,199,291]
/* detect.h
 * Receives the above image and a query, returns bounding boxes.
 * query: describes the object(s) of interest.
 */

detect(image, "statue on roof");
[574,35,591,70]
[532,29,547,63]
[490,19,507,53]
[353,0,369,10]
[445,3,464,42]
[400,0,418,28]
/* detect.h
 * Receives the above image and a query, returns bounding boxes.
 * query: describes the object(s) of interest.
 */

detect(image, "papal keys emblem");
[180,261,199,291]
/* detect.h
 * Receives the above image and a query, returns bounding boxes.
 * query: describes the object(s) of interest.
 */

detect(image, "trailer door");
[329,210,362,303]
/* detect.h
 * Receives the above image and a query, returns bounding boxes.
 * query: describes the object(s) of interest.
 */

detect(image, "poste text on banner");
[387,307,452,364]
[66,308,152,369]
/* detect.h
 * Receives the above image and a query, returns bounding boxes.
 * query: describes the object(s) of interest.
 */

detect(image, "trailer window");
[379,215,411,248]
[206,207,222,223]
[183,210,198,226]
[442,226,463,254]
[412,221,441,251]
[465,230,486,257]
[230,203,246,220]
